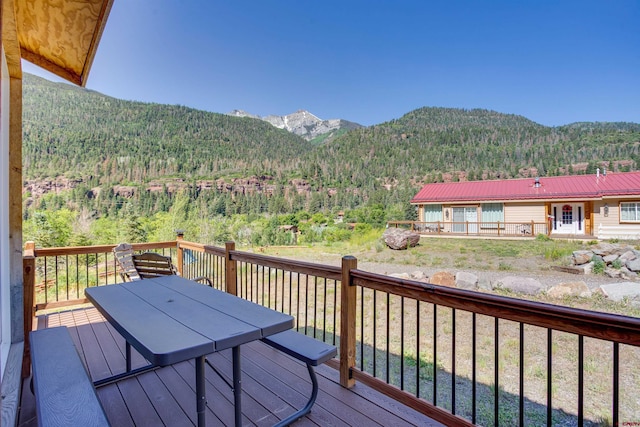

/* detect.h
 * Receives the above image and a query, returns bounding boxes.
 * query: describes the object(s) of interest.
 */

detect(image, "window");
[422,204,443,222]
[481,203,504,228]
[562,205,573,225]
[621,202,640,222]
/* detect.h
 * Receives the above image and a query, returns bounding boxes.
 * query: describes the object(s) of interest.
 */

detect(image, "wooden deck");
[18,307,443,427]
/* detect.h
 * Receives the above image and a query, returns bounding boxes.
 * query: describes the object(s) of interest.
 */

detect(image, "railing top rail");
[178,241,226,257]
[32,241,176,257]
[230,249,342,281]
[351,269,640,346]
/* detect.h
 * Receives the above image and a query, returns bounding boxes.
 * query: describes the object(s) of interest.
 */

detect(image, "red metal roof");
[411,171,640,204]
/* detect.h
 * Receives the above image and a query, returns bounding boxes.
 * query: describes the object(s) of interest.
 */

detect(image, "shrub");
[612,258,623,269]
[535,233,551,241]
[592,258,606,274]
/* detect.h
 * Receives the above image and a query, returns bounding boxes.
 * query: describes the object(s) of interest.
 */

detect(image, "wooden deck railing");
[22,238,640,426]
[388,220,550,237]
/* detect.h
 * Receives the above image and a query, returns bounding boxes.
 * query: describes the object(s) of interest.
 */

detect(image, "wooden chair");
[113,243,212,286]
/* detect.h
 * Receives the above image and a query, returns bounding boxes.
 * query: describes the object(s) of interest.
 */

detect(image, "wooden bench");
[261,330,337,427]
[30,326,110,427]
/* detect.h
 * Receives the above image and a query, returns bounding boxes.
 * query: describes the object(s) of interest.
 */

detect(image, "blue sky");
[24,0,639,127]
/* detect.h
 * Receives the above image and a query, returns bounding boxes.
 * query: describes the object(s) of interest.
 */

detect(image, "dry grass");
[256,237,640,426]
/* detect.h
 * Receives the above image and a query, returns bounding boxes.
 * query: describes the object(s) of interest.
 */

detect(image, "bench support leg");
[233,346,242,427]
[94,364,157,388]
[273,363,319,427]
[196,355,206,427]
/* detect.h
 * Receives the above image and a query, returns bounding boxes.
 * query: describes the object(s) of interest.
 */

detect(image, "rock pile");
[388,268,640,305]
[570,242,640,281]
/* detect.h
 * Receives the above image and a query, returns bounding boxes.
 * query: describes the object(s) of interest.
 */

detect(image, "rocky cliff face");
[227,109,362,141]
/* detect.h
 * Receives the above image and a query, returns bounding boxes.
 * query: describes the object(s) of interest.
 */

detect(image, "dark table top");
[85,275,294,366]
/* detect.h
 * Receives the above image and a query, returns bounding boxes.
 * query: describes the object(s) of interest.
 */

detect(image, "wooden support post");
[22,241,36,378]
[497,221,501,236]
[225,241,237,295]
[175,230,184,276]
[531,220,535,236]
[340,256,357,388]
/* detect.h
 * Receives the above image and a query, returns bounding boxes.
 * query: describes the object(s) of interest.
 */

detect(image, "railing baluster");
[55,255,59,301]
[75,254,79,298]
[333,278,337,346]
[65,255,69,301]
[416,299,420,399]
[303,274,309,334]
[400,296,405,391]
[613,342,619,427]
[295,272,300,331]
[313,276,318,338]
[288,270,292,316]
[472,312,477,424]
[519,322,524,427]
[373,289,377,378]
[578,335,584,427]
[360,286,364,372]
[495,317,499,427]
[386,293,390,384]
[433,304,437,405]
[547,328,553,427]
[323,277,327,343]
[452,308,456,415]
[43,257,48,303]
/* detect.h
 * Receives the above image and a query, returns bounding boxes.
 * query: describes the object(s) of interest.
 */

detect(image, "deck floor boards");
[19,307,444,427]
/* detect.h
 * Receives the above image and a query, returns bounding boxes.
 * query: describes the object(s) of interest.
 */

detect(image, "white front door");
[551,203,584,234]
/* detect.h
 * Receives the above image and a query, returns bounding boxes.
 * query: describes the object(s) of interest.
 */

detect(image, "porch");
[17,237,640,426]
[18,307,440,426]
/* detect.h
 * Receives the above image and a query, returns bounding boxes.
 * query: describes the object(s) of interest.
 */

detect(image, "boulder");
[410,271,426,281]
[620,267,638,281]
[595,282,640,302]
[603,254,619,264]
[572,250,593,265]
[429,271,456,287]
[592,243,618,257]
[455,271,478,290]
[619,251,637,263]
[477,278,492,291]
[495,276,545,295]
[574,261,594,275]
[547,281,590,298]
[605,268,621,278]
[382,228,420,250]
[626,258,640,272]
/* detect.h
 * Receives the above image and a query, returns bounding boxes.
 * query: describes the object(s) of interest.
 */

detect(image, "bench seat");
[30,326,110,427]
[261,330,337,426]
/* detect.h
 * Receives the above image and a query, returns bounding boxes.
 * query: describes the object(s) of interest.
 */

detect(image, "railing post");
[340,256,357,388]
[175,230,185,276]
[497,221,501,236]
[22,241,36,378]
[225,241,237,295]
[531,220,535,236]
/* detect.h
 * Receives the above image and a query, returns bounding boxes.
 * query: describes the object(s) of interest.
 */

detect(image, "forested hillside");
[21,73,640,247]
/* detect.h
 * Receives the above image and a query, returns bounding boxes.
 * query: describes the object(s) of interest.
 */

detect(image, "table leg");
[233,346,242,427]
[196,355,206,427]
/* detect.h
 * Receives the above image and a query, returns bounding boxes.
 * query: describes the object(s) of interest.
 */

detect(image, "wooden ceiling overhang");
[14,0,114,86]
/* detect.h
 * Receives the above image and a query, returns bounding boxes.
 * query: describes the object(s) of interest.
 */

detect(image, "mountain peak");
[226,109,362,141]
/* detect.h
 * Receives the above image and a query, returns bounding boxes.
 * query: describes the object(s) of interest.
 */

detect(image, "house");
[410,170,640,239]
[1,1,113,424]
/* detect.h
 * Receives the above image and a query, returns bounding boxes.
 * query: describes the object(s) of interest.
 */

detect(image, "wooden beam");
[9,73,22,343]
[1,0,22,79]
[340,256,357,388]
